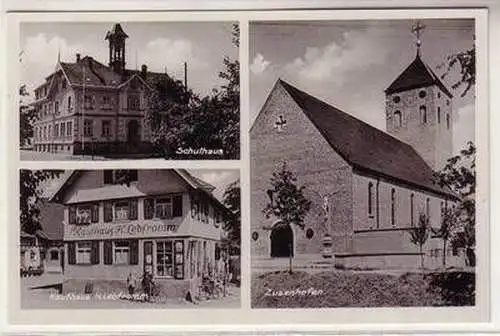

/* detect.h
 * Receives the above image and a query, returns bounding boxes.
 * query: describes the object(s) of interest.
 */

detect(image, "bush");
[427,271,475,306]
[251,270,475,308]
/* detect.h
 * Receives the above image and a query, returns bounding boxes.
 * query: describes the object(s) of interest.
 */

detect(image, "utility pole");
[184,62,188,89]
[81,66,85,158]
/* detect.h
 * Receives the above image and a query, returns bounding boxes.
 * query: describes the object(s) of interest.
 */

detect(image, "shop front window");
[156,241,174,277]
[156,240,184,279]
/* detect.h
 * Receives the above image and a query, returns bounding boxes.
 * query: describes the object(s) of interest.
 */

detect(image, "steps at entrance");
[252,256,335,270]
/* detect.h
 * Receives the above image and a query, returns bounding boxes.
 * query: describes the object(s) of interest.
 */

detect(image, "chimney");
[141,64,147,79]
[76,53,81,63]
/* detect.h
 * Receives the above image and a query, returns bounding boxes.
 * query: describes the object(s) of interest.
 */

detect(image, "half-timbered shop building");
[49,169,232,298]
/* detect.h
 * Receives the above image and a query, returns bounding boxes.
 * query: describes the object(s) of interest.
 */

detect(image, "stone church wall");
[251,82,354,259]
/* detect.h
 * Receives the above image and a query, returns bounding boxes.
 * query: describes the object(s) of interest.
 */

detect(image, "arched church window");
[419,90,427,99]
[437,107,441,124]
[438,91,441,99]
[391,188,396,227]
[419,105,427,124]
[446,114,450,130]
[410,194,415,227]
[426,198,430,219]
[306,228,314,239]
[393,96,401,104]
[368,182,374,217]
[394,111,402,128]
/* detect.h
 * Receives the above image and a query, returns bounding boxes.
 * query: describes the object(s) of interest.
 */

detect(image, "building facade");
[50,169,230,298]
[250,50,465,270]
[31,23,169,155]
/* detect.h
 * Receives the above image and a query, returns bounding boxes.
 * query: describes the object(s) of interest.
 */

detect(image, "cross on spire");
[411,21,426,57]
[274,115,287,132]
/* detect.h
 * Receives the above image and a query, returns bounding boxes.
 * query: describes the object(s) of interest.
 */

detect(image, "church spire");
[411,21,426,57]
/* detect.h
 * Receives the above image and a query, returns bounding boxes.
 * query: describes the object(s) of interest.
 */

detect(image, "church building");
[250,33,465,270]
[49,169,231,298]
[31,23,174,155]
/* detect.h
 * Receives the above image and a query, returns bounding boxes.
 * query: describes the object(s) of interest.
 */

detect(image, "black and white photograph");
[250,19,478,308]
[19,168,241,308]
[19,21,240,160]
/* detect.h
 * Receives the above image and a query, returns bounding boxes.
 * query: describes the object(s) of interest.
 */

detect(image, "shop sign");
[66,221,178,240]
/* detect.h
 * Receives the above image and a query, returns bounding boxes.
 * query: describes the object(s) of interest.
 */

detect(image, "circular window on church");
[252,231,259,241]
[306,228,314,239]
[392,96,401,103]
[419,90,427,98]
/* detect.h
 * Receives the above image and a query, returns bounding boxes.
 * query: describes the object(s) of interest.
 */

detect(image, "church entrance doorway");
[127,120,140,151]
[270,224,293,258]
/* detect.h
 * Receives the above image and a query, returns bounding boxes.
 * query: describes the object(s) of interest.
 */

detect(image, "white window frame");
[155,197,173,219]
[113,241,130,265]
[114,201,129,221]
[83,119,93,137]
[76,242,92,264]
[155,240,174,278]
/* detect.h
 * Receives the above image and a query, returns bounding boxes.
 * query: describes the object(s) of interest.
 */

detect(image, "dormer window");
[103,169,138,184]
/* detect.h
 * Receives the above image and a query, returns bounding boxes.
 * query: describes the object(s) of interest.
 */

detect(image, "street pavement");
[21,276,240,309]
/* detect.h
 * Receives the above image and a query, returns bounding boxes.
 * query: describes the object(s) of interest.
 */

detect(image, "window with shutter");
[103,241,113,265]
[91,204,99,223]
[173,195,183,217]
[68,242,76,264]
[69,206,76,224]
[144,198,154,220]
[129,200,138,220]
[104,202,113,222]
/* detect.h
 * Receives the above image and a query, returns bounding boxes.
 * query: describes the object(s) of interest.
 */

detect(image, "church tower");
[105,23,129,74]
[385,22,453,171]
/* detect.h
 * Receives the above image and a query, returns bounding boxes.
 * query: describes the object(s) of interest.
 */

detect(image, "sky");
[250,19,476,154]
[20,21,238,98]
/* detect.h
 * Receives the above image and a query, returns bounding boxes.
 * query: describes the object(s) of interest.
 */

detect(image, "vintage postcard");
[18,21,240,161]
[5,7,490,329]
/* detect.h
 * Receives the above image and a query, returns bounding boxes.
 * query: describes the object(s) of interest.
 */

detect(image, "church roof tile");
[279,79,456,199]
[385,54,453,98]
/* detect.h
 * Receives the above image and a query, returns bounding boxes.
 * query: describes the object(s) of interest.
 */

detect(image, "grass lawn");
[251,270,475,308]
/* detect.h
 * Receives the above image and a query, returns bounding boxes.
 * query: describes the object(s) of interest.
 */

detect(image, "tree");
[145,23,240,160]
[434,141,476,266]
[20,170,63,234]
[409,212,430,272]
[19,85,37,147]
[222,179,240,255]
[262,162,311,273]
[434,207,457,268]
[440,44,475,98]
